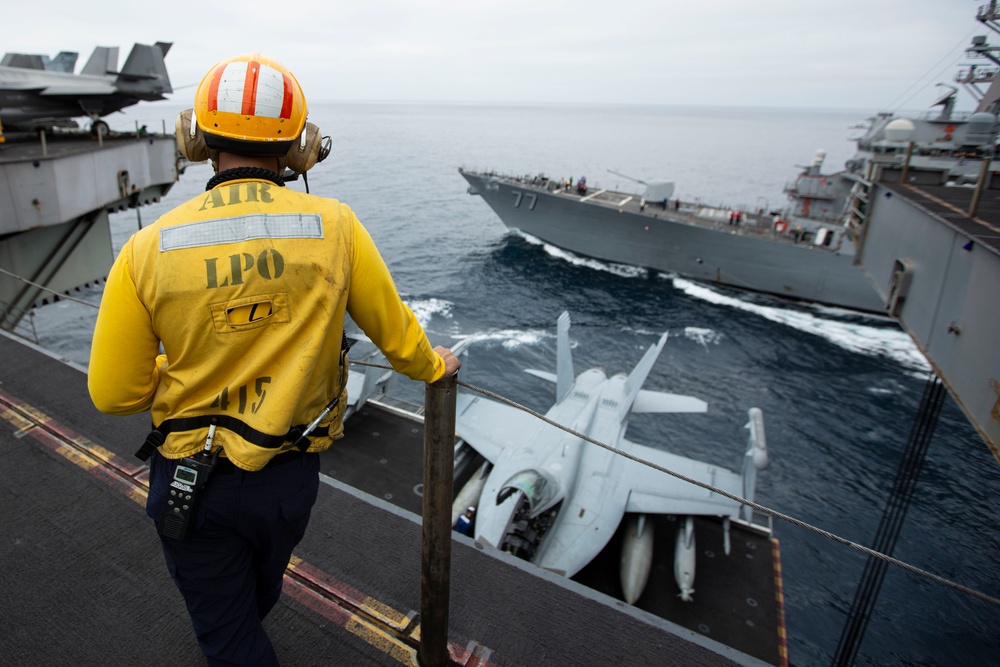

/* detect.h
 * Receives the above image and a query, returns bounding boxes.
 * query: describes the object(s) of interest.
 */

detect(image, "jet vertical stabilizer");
[619,332,668,422]
[0,53,44,69]
[454,312,771,606]
[555,311,573,402]
[81,46,119,76]
[0,51,76,72]
[0,41,174,132]
[116,43,173,97]
[45,52,78,73]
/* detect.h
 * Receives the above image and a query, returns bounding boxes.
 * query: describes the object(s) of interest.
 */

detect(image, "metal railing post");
[418,373,457,666]
[899,141,914,184]
[968,157,992,218]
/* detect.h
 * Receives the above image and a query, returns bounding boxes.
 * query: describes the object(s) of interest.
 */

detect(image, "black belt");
[213,449,302,475]
[135,418,329,462]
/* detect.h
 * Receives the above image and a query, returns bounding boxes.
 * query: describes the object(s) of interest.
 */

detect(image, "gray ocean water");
[27,101,1000,666]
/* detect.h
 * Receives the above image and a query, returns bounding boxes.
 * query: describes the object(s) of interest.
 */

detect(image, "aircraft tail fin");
[116,42,173,97]
[1,53,45,70]
[81,46,119,76]
[620,332,668,420]
[45,51,78,73]
[525,369,556,383]
[449,337,474,358]
[555,311,573,402]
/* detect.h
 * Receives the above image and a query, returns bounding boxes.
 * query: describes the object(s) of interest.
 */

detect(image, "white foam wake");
[404,297,454,328]
[672,278,930,371]
[452,328,551,351]
[683,327,723,349]
[517,232,649,279]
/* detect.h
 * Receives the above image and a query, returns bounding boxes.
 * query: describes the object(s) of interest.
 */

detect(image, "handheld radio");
[159,424,218,541]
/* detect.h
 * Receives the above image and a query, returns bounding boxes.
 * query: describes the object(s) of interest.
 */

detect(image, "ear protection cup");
[175,109,212,163]
[179,108,329,176]
[284,122,326,175]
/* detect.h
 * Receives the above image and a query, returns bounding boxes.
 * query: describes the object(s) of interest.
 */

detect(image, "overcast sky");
[4,1,988,112]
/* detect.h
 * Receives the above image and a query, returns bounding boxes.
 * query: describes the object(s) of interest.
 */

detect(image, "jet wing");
[632,389,707,413]
[0,68,115,95]
[455,393,551,464]
[40,82,117,96]
[0,74,46,92]
[621,440,743,518]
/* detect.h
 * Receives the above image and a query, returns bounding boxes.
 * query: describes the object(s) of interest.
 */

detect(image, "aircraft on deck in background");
[0,42,172,135]
[1,51,78,73]
[451,312,770,604]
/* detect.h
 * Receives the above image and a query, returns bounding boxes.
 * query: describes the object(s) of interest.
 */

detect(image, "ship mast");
[965,1,1000,113]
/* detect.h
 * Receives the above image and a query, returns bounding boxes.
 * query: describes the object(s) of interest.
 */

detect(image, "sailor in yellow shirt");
[87,53,459,666]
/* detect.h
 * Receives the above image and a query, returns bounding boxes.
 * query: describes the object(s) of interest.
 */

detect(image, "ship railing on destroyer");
[485,171,848,252]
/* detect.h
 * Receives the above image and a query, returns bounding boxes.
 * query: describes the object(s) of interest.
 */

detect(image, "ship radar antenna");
[932,83,958,120]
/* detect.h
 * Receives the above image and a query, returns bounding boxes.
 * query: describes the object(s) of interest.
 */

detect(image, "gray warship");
[459,36,1000,314]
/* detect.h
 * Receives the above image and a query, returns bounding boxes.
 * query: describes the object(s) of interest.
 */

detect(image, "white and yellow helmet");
[177,53,327,174]
[194,52,307,156]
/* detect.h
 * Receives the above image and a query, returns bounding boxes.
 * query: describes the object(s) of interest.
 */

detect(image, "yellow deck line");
[0,392,458,666]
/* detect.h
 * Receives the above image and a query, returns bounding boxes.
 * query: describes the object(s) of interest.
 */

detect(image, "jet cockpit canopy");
[496,469,559,518]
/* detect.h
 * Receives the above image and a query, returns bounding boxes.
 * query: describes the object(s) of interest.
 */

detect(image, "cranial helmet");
[175,53,329,175]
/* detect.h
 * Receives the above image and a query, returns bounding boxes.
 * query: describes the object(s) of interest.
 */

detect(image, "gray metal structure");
[461,3,1000,463]
[458,18,1000,318]
[0,50,78,73]
[0,130,180,332]
[0,330,774,667]
[452,312,771,605]
[829,2,1000,461]
[460,167,886,313]
[0,42,172,134]
[0,40,179,332]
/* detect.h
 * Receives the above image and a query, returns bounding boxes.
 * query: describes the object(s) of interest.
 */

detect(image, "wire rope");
[0,266,995,608]
[351,358,1000,608]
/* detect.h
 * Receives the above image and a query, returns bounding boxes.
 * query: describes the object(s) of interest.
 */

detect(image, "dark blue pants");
[147,450,320,666]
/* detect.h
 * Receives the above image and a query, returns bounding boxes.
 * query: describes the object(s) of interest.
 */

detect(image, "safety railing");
[420,374,459,666]
[1,267,997,666]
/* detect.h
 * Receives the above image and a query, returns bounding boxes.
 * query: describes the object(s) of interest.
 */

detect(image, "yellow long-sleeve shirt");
[88,177,444,470]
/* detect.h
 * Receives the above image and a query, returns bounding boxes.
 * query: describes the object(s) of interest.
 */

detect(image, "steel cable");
[0,267,103,308]
[351,358,1000,607]
[0,271,994,609]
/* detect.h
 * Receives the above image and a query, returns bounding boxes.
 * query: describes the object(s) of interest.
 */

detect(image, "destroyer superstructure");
[460,34,1000,314]
[460,165,885,312]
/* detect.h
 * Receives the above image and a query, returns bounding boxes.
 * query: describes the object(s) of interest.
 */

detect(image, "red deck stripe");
[1,385,496,665]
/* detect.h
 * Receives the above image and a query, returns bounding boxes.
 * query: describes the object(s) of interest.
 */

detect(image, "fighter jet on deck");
[452,312,769,604]
[0,51,78,73]
[0,42,172,134]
